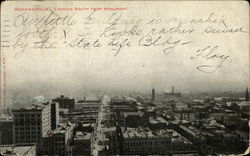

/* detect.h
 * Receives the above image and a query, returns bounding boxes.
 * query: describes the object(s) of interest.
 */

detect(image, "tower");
[152,88,155,101]
[246,87,249,101]
[172,86,174,94]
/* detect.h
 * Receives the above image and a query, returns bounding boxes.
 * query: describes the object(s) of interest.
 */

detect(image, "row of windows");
[15,133,41,137]
[15,127,41,130]
[15,131,41,134]
[15,118,41,121]
[15,132,41,136]
[55,137,65,141]
[124,140,170,147]
[14,114,41,118]
[15,139,38,143]
[16,135,39,139]
[15,121,41,125]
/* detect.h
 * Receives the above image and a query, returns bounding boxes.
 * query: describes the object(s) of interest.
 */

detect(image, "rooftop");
[0,114,13,121]
[123,127,154,138]
[122,127,171,139]
[123,112,144,117]
[149,117,169,124]
[0,144,36,156]
[74,132,91,141]
[12,103,50,112]
[54,122,74,134]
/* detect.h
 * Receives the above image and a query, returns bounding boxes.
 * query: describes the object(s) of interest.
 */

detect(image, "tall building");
[245,87,249,101]
[41,123,74,156]
[51,102,59,130]
[52,95,75,109]
[0,114,14,145]
[13,103,51,144]
[73,131,91,156]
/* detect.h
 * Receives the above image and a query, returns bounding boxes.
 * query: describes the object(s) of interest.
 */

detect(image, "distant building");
[174,102,188,111]
[52,95,75,109]
[151,86,182,108]
[149,117,169,130]
[122,112,146,128]
[209,108,227,122]
[111,98,137,113]
[0,114,14,145]
[73,131,91,156]
[75,98,101,110]
[13,103,51,144]
[175,110,196,122]
[164,86,181,101]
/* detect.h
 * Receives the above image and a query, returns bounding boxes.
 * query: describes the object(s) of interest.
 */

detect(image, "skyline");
[6,85,249,108]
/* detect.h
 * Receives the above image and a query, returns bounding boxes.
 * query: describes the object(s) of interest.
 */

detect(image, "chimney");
[246,87,249,101]
[172,86,174,94]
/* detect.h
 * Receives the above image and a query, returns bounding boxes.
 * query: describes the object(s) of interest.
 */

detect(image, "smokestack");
[172,86,174,94]
[152,88,155,101]
[246,87,249,101]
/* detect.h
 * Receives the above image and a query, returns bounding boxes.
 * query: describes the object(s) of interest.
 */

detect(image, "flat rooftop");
[123,127,171,139]
[0,144,36,156]
[0,114,13,121]
[74,132,91,141]
[54,122,74,134]
[149,117,169,124]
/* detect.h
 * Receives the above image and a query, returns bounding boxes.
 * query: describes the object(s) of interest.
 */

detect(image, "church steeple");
[245,87,249,101]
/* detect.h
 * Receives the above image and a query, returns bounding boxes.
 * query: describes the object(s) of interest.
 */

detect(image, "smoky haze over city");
[6,49,249,102]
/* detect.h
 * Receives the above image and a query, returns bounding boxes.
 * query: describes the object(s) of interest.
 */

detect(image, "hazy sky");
[1,1,249,103]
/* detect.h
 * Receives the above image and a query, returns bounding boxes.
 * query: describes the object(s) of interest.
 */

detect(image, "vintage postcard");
[0,1,249,156]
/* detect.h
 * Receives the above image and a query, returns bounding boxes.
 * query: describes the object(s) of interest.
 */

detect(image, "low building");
[0,144,36,156]
[75,97,101,110]
[149,117,169,130]
[122,127,172,155]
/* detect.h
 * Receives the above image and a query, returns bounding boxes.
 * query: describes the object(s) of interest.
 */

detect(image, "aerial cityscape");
[0,86,249,156]
[1,0,249,156]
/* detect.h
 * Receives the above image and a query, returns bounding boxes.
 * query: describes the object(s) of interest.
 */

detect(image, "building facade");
[51,102,60,130]
[122,128,172,155]
[73,132,91,156]
[0,114,14,145]
[13,103,51,144]
[41,123,74,156]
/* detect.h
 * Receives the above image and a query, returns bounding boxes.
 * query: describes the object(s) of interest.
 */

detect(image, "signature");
[191,45,230,73]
